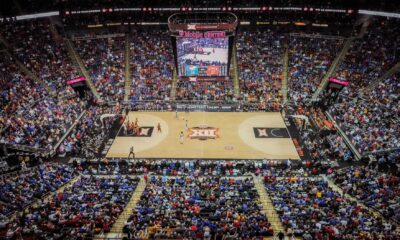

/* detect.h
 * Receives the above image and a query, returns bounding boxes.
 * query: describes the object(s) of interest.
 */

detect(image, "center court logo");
[253,128,290,138]
[188,125,219,140]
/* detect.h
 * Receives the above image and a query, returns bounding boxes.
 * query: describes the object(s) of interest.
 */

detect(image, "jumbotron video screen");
[177,35,229,77]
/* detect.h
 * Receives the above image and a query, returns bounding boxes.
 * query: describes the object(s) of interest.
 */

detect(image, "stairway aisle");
[312,37,354,101]
[364,61,400,92]
[65,38,103,102]
[170,67,178,100]
[281,41,289,103]
[0,34,11,49]
[253,176,285,238]
[124,34,131,102]
[95,177,146,240]
[231,44,240,96]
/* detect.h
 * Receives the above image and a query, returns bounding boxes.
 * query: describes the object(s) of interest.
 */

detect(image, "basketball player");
[175,109,178,119]
[179,131,184,144]
[185,120,188,130]
[157,123,162,133]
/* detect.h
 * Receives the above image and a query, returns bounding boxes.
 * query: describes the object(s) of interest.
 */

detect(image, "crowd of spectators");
[77,158,292,177]
[333,19,400,92]
[330,74,400,153]
[2,175,139,239]
[301,128,351,170]
[0,157,398,239]
[0,19,80,98]
[0,19,86,150]
[0,96,85,150]
[291,105,352,169]
[124,176,273,239]
[309,107,335,131]
[129,30,174,101]
[175,80,234,101]
[58,105,122,157]
[74,36,125,102]
[265,176,398,239]
[328,19,400,154]
[288,35,344,102]
[236,30,284,103]
[0,55,46,116]
[0,163,75,217]
[332,166,400,223]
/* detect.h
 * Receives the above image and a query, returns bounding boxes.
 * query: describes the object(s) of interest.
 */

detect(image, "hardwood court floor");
[106,111,300,160]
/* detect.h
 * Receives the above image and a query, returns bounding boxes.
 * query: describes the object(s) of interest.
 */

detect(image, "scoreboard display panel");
[176,31,229,77]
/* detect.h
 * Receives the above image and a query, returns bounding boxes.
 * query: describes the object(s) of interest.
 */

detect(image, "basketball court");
[106,111,300,160]
[180,48,229,64]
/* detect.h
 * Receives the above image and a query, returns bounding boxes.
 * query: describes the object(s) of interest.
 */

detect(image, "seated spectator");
[129,30,173,101]
[74,36,125,102]
[332,166,400,222]
[0,19,80,98]
[0,163,76,216]
[124,176,273,239]
[176,80,234,101]
[2,175,139,239]
[330,74,400,153]
[236,30,284,103]
[265,176,398,239]
[288,36,343,102]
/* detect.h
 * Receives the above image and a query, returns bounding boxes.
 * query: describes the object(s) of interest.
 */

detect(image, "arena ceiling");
[0,0,398,17]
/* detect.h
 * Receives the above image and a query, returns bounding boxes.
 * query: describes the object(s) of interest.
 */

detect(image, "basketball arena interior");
[0,0,399,239]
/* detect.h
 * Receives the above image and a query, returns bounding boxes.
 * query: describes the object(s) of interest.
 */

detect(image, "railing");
[51,110,86,156]
[289,32,345,40]
[364,147,400,156]
[325,111,362,160]
[107,99,286,110]
[71,33,125,41]
[1,143,48,155]
[122,95,296,107]
[0,166,38,180]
